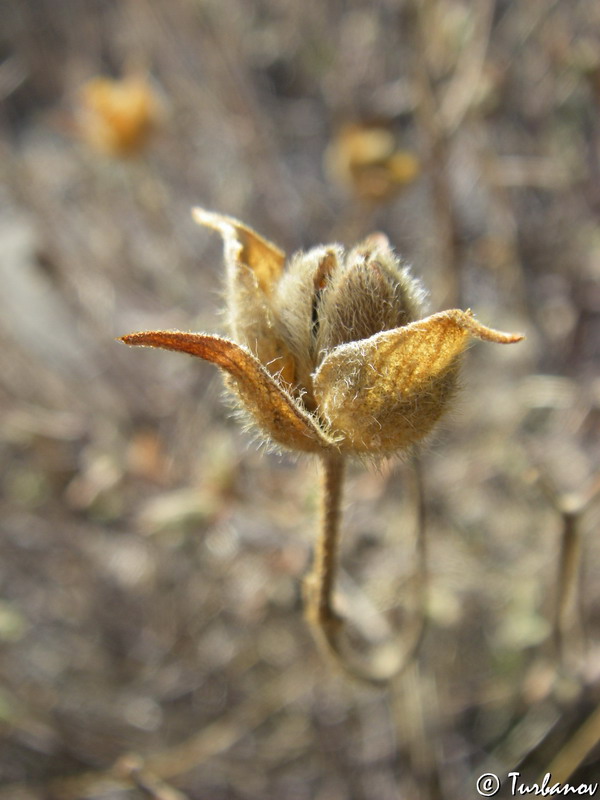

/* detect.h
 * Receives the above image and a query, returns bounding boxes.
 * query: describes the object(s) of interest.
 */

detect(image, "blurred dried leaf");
[126,429,170,484]
[77,74,163,157]
[137,487,219,534]
[324,121,420,203]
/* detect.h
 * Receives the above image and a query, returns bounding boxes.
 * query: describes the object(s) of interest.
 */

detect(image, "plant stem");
[553,504,583,665]
[305,453,346,626]
[304,452,428,686]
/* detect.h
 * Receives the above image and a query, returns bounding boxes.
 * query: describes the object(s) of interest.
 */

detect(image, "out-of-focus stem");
[553,503,583,664]
[412,0,462,307]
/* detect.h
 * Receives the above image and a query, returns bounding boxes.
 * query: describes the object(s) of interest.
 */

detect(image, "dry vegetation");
[1,1,599,798]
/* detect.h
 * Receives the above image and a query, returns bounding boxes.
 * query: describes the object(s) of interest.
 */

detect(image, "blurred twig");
[543,700,600,785]
[412,0,496,306]
[393,663,444,800]
[534,470,600,668]
[553,502,584,664]
[115,755,191,800]
[0,667,311,800]
[438,0,495,133]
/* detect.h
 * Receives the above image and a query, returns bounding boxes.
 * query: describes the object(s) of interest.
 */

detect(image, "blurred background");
[1,1,599,798]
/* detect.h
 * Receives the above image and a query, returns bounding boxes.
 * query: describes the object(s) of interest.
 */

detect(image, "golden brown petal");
[120,331,337,454]
[313,310,523,454]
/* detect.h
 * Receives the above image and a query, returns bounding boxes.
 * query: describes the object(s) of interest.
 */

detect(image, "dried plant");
[77,74,163,157]
[121,210,523,683]
[325,121,420,204]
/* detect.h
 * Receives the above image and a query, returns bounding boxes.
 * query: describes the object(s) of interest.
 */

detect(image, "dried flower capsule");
[325,121,420,203]
[121,210,523,457]
[77,74,163,157]
[121,210,524,683]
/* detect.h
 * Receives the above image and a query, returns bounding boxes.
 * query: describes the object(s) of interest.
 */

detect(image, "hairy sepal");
[191,208,297,388]
[192,208,285,295]
[313,310,523,455]
[120,331,337,454]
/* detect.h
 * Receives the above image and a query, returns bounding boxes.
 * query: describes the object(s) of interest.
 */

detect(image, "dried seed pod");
[121,210,524,684]
[325,121,420,203]
[121,210,523,457]
[77,74,163,157]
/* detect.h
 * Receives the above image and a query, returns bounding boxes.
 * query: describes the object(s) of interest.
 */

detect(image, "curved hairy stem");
[303,453,428,687]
